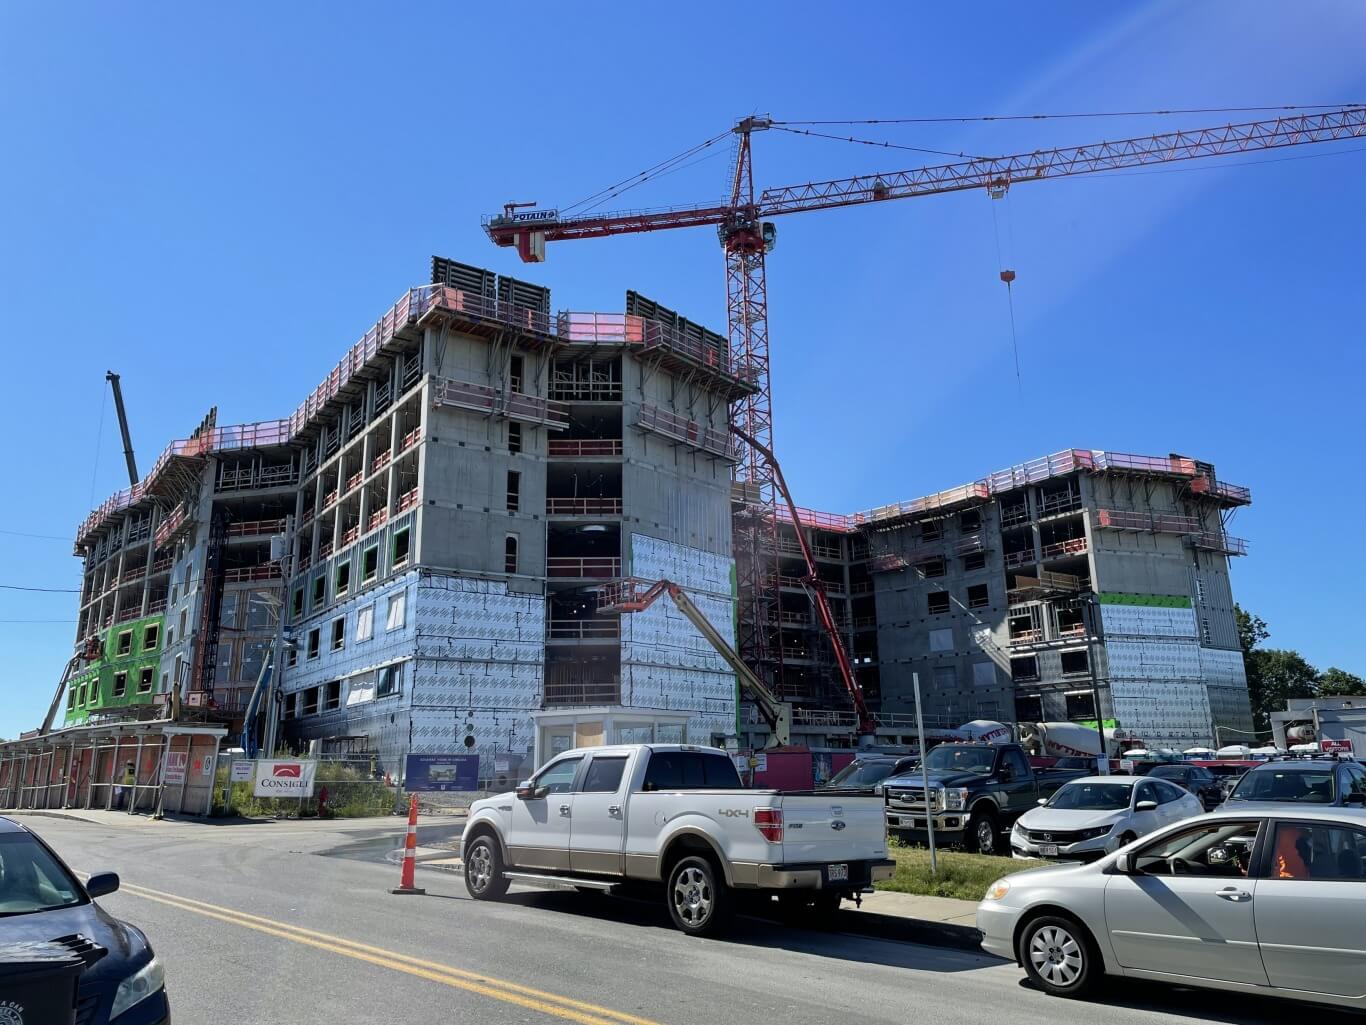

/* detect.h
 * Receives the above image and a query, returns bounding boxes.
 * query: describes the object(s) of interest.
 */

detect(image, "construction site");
[8,102,1364,813]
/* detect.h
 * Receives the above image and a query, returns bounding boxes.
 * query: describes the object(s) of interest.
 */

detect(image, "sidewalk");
[393,847,983,951]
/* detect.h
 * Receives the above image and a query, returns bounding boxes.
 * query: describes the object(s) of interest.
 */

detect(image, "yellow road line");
[115,881,662,1025]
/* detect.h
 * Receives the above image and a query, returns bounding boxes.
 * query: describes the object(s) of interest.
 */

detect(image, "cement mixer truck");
[1018,722,1144,760]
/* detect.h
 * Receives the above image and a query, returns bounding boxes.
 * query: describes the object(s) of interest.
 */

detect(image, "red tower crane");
[485,105,1366,726]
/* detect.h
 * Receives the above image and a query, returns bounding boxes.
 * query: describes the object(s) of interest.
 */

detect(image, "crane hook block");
[1000,269,1016,285]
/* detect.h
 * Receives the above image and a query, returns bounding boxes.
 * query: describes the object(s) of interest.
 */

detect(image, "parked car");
[820,754,920,795]
[460,744,893,936]
[1010,776,1203,861]
[883,743,1089,855]
[1201,760,1258,799]
[1142,762,1225,810]
[0,815,169,1024]
[978,806,1366,1008]
[1225,757,1366,807]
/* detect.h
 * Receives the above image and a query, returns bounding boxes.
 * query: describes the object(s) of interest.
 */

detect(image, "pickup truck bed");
[460,744,893,936]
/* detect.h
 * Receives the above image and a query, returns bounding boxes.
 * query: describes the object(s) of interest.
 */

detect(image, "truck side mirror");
[514,781,539,801]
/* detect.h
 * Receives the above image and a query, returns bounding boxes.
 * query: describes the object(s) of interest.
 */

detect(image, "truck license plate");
[827,863,848,882]
[1040,844,1059,857]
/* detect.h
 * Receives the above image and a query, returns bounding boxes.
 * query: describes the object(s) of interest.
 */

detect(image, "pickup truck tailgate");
[779,794,886,864]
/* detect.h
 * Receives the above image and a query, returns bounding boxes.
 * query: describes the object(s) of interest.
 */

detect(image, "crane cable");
[559,129,732,216]
[771,103,1363,127]
[989,192,1024,397]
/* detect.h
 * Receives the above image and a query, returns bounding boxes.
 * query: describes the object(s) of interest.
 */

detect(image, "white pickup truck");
[460,744,893,935]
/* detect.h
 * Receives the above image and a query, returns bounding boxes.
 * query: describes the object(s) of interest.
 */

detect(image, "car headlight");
[1011,821,1027,838]
[944,788,968,811]
[984,878,1011,901]
[1076,825,1114,842]
[110,955,164,1020]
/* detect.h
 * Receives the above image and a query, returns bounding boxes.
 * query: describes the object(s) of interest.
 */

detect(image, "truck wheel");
[1018,914,1101,997]
[967,810,999,855]
[463,834,509,901]
[666,855,731,937]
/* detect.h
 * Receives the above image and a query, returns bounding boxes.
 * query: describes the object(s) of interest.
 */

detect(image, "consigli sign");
[252,760,318,798]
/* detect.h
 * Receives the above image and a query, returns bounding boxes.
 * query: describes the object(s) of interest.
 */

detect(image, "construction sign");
[163,751,189,785]
[253,759,317,798]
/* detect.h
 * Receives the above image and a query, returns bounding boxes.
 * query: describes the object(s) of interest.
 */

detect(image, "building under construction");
[746,451,1253,751]
[0,256,1254,810]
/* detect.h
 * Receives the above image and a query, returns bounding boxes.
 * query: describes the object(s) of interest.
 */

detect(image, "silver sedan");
[976,806,1366,1009]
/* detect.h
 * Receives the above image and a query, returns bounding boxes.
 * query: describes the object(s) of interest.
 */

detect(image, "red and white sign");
[253,760,317,797]
[1321,739,1355,755]
[163,751,189,785]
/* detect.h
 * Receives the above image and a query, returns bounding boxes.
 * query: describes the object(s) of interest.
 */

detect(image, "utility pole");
[913,672,937,875]
[261,515,296,758]
[1080,593,1108,774]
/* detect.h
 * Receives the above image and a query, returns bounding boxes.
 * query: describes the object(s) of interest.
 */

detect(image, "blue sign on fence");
[404,754,479,792]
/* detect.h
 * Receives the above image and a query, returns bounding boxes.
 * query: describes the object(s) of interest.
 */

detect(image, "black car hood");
[0,900,150,986]
[883,768,988,788]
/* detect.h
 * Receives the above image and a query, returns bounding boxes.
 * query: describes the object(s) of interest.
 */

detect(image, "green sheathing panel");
[63,614,165,725]
[1097,592,1192,609]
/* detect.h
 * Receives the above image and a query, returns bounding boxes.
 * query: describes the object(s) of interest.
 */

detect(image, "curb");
[398,852,981,950]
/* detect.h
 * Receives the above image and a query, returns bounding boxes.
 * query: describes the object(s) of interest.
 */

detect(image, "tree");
[1317,667,1366,697]
[1234,605,1269,653]
[1244,648,1318,731]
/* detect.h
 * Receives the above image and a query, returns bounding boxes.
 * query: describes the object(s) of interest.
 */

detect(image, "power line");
[0,584,81,593]
[0,528,71,542]
[0,619,77,624]
[772,104,1364,127]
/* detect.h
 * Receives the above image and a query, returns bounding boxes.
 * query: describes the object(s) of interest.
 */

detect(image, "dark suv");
[1225,758,1366,807]
[1143,763,1225,810]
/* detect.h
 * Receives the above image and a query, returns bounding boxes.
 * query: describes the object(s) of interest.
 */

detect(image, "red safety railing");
[555,312,646,345]
[398,427,421,454]
[371,449,392,474]
[226,518,286,538]
[868,553,908,573]
[1041,537,1088,559]
[546,556,621,578]
[368,508,389,532]
[547,438,623,458]
[223,565,282,583]
[340,525,359,547]
[345,471,363,492]
[547,619,621,639]
[397,488,419,513]
[635,404,738,461]
[1010,628,1044,645]
[775,504,855,533]
[1096,509,1200,533]
[431,376,570,428]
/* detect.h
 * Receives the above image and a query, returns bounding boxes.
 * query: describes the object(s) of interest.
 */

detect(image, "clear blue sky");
[2,2,1363,738]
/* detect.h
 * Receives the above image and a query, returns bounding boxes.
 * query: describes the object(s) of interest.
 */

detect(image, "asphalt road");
[10,814,1358,1025]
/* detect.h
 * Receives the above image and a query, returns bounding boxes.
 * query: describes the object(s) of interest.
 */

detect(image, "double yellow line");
[116,881,661,1025]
